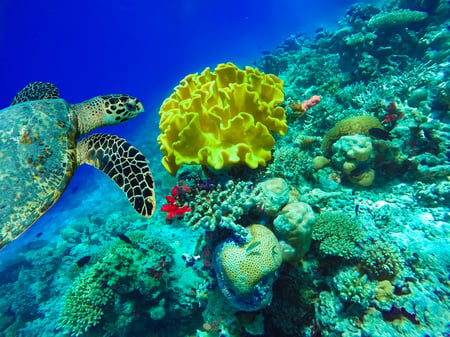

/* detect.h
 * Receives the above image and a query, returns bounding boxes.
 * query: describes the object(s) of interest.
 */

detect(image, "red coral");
[383,102,404,124]
[160,184,192,223]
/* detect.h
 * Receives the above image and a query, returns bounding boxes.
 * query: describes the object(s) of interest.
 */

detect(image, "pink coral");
[290,95,321,116]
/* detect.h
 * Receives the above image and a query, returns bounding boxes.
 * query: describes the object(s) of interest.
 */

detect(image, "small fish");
[369,128,393,141]
[311,205,321,214]
[118,233,132,245]
[76,256,91,268]
[246,241,261,252]
[36,232,42,238]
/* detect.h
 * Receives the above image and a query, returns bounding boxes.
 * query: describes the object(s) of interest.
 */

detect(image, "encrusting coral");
[158,62,288,175]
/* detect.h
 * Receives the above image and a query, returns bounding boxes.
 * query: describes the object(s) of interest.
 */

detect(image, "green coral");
[312,211,364,259]
[360,238,403,281]
[60,231,174,336]
[368,9,428,29]
[333,269,375,310]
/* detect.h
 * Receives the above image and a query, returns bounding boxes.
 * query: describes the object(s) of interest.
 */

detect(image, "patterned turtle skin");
[0,82,155,249]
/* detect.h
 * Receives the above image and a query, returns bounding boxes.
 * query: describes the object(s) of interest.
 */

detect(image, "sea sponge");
[158,62,287,175]
[321,115,383,157]
[214,224,282,311]
[273,202,316,263]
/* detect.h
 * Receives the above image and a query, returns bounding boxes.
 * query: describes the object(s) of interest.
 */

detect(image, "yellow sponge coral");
[158,63,287,175]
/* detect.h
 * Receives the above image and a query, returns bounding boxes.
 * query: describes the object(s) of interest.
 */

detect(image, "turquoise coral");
[59,231,173,336]
[312,211,364,259]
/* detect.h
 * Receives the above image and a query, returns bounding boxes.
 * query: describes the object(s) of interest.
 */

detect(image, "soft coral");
[160,184,191,222]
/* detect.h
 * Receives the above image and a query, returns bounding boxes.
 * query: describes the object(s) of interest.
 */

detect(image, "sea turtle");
[0,81,156,249]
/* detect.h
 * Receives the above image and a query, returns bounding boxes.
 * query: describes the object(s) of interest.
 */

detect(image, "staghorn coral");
[158,62,288,175]
[312,211,364,259]
[214,224,283,311]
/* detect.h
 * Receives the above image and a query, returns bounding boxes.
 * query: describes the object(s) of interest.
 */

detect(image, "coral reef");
[1,0,449,336]
[59,231,174,336]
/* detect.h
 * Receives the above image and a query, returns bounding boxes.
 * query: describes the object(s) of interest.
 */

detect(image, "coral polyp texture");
[214,224,283,311]
[158,62,287,175]
[321,115,383,157]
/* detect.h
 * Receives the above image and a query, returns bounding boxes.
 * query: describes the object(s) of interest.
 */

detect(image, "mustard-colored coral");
[321,115,383,157]
[158,63,287,175]
[219,224,282,296]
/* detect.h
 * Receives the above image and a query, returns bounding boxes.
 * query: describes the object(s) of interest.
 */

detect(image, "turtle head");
[100,94,144,123]
[74,94,145,136]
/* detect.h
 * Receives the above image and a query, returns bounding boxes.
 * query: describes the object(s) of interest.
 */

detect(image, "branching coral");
[312,211,364,259]
[183,179,260,238]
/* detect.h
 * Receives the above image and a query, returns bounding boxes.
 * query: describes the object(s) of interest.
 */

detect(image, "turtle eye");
[126,102,136,111]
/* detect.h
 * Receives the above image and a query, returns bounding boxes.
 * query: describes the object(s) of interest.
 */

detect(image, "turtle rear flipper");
[11,81,60,105]
[76,133,155,216]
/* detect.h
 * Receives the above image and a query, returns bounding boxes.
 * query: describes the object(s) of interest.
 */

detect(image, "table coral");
[158,62,288,175]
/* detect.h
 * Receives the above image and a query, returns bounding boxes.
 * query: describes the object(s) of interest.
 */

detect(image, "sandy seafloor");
[0,0,449,336]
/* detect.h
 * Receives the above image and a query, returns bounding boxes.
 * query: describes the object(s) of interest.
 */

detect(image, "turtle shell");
[0,98,77,248]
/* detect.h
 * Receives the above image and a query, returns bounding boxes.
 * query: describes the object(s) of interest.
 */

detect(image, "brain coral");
[214,224,282,311]
[158,62,287,175]
[321,115,383,157]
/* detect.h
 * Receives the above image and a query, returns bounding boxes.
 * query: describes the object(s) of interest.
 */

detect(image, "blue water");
[0,0,357,108]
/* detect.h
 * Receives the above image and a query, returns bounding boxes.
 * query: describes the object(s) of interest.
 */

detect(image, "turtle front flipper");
[76,133,155,217]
